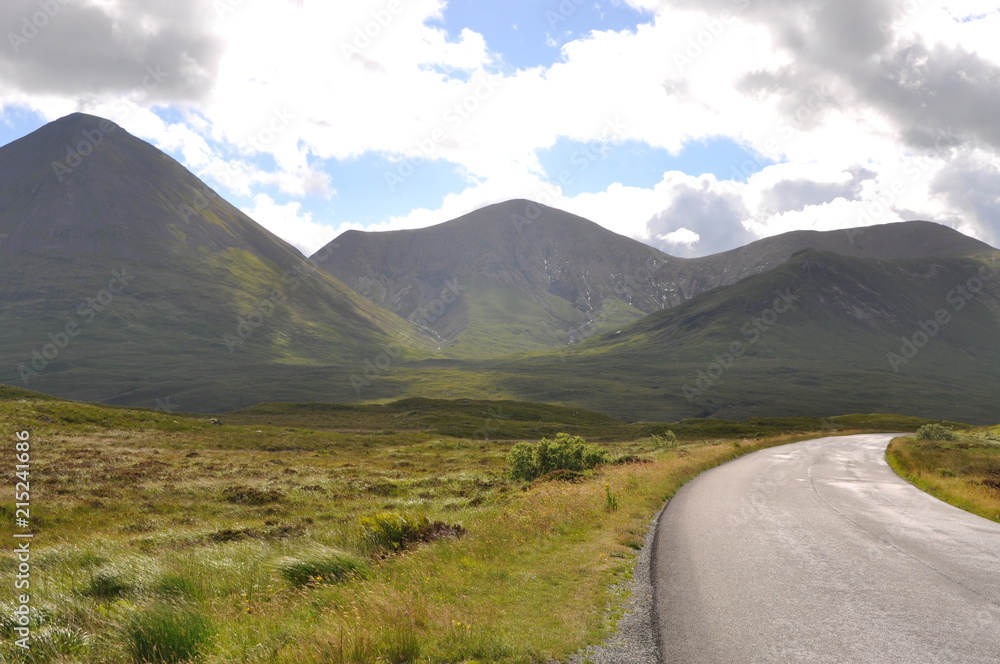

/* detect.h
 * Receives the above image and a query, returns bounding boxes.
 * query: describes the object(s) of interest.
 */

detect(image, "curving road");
[654,434,1000,663]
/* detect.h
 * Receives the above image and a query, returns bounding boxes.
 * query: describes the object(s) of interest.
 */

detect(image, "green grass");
[275,549,370,587]
[226,397,952,442]
[435,280,645,358]
[0,392,970,663]
[361,251,1000,426]
[886,425,1000,523]
[126,602,214,664]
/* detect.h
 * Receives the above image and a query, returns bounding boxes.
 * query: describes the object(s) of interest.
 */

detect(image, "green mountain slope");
[374,250,1000,424]
[313,199,994,357]
[0,113,431,412]
[313,200,667,356]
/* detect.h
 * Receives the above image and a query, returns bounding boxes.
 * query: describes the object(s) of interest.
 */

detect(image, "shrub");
[651,430,677,448]
[915,424,958,441]
[506,433,609,482]
[531,469,586,484]
[277,550,369,587]
[612,454,652,465]
[359,512,419,552]
[507,442,536,483]
[358,512,466,553]
[126,602,213,663]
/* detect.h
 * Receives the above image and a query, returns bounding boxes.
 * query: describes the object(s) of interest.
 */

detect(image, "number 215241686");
[15,431,30,526]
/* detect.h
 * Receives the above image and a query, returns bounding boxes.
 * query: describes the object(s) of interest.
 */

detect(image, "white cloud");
[241,194,336,256]
[3,0,998,256]
[657,227,700,247]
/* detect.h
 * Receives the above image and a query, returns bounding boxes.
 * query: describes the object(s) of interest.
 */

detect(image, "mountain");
[0,113,430,412]
[313,200,993,356]
[3,115,998,422]
[413,249,1000,424]
[312,200,672,356]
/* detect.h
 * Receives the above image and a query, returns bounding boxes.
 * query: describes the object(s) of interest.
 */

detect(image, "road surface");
[654,433,1000,663]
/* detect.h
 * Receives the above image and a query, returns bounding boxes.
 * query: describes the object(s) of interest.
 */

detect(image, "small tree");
[651,430,677,449]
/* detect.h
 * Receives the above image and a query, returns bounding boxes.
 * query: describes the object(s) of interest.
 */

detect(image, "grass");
[0,392,961,663]
[886,425,1000,523]
[275,549,370,587]
[225,397,956,442]
[126,602,214,663]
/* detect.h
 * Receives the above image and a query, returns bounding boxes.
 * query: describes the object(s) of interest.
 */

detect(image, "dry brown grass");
[887,427,1000,523]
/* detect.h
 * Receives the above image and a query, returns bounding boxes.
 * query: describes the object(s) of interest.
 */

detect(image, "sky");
[1,0,999,257]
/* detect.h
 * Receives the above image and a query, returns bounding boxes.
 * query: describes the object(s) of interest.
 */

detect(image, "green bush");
[506,433,609,482]
[126,602,213,663]
[651,430,677,448]
[915,424,958,441]
[359,512,424,552]
[358,512,467,553]
[276,550,369,587]
[507,442,536,483]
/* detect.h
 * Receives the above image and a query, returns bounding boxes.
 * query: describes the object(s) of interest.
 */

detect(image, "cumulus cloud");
[2,0,998,257]
[759,167,875,215]
[681,0,1000,154]
[646,180,753,256]
[241,194,336,256]
[930,152,1000,248]
[0,0,221,101]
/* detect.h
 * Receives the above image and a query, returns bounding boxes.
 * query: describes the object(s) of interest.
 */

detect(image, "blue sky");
[1,0,997,255]
[428,0,653,71]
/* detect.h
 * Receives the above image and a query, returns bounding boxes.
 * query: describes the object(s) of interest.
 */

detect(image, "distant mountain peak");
[0,113,432,410]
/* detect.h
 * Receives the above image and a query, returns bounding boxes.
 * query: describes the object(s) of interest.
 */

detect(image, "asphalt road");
[654,434,1000,663]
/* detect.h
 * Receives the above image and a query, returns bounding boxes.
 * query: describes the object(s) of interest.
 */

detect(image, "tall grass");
[887,428,1000,523]
[126,602,214,663]
[275,549,369,587]
[0,393,890,663]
